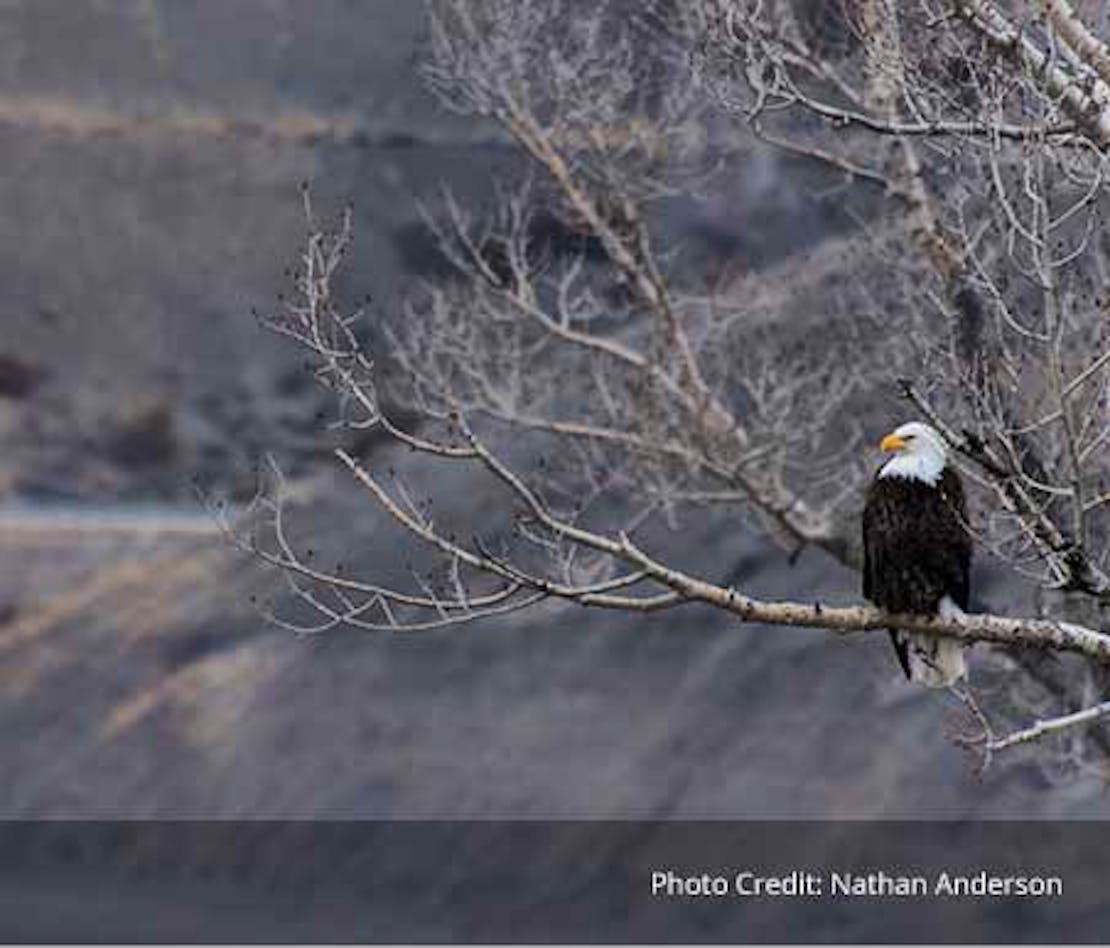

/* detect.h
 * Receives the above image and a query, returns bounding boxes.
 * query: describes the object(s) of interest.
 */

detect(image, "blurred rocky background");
[2,0,1109,825]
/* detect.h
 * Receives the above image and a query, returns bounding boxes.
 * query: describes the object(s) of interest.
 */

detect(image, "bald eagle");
[862,422,971,687]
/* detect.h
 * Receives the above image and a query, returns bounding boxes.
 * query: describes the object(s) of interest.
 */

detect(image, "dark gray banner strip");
[0,822,1102,943]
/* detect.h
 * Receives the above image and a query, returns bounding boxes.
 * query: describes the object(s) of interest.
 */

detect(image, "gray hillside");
[2,0,1107,830]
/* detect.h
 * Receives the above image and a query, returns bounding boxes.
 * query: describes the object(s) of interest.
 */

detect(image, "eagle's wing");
[933,467,971,610]
[862,477,914,678]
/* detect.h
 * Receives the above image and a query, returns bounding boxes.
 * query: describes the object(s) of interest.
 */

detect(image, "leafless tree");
[224,0,1110,776]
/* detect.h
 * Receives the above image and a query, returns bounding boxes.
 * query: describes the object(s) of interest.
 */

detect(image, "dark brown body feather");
[862,467,971,678]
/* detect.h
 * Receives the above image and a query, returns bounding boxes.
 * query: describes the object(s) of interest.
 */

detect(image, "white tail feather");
[896,596,969,688]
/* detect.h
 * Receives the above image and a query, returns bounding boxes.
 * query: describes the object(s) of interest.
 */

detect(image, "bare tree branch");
[986,697,1110,752]
[232,1,1110,770]
[955,0,1110,145]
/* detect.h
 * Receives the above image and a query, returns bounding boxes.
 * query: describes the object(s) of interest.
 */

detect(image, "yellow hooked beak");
[879,433,907,453]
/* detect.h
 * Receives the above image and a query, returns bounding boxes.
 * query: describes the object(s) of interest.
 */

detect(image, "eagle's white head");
[877,421,947,485]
